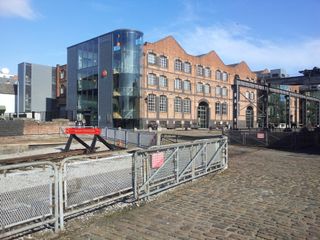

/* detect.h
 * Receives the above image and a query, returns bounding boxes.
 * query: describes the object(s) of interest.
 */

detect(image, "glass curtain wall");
[112,30,143,128]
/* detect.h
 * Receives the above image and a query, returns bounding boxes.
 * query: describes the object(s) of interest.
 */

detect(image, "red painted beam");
[65,128,102,135]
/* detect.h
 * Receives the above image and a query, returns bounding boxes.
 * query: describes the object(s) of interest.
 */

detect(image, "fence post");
[138,132,141,147]
[132,152,138,200]
[58,163,64,230]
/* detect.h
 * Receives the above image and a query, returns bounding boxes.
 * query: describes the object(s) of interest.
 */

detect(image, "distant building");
[18,62,56,120]
[56,64,67,118]
[0,68,17,115]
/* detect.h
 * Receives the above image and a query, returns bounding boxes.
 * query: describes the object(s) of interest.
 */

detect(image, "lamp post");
[16,80,19,118]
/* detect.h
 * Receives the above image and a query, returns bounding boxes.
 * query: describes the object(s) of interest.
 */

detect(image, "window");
[160,55,168,68]
[197,65,203,76]
[147,53,156,65]
[175,78,182,90]
[147,73,157,86]
[183,98,191,113]
[222,102,227,115]
[183,80,191,91]
[222,87,228,97]
[216,86,221,96]
[147,94,156,112]
[204,67,211,78]
[215,102,221,115]
[245,91,250,99]
[204,84,210,94]
[216,70,222,80]
[174,97,182,112]
[184,62,191,74]
[222,72,228,81]
[175,59,183,71]
[159,75,168,88]
[159,95,167,112]
[250,92,255,100]
[196,82,203,93]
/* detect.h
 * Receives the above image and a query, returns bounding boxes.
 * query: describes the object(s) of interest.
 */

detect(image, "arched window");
[184,62,191,74]
[245,91,250,99]
[183,98,191,113]
[204,67,211,78]
[215,102,221,115]
[159,95,167,112]
[197,65,204,76]
[147,73,157,86]
[216,85,221,96]
[175,78,182,90]
[222,87,228,97]
[147,94,156,112]
[222,102,228,115]
[204,84,210,94]
[174,97,182,112]
[183,80,191,91]
[60,85,66,95]
[222,72,228,81]
[216,70,222,80]
[159,55,168,68]
[196,82,203,93]
[250,92,255,100]
[175,59,183,71]
[159,75,168,87]
[147,53,156,65]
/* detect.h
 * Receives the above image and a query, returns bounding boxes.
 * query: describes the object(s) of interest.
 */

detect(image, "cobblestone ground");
[38,146,320,240]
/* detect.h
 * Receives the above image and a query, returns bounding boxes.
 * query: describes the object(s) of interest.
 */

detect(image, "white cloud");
[173,24,320,75]
[0,0,37,20]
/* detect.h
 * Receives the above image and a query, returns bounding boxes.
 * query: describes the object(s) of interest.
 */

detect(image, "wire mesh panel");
[62,154,133,214]
[0,162,58,238]
[134,137,228,199]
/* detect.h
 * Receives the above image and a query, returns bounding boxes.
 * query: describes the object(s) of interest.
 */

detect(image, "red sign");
[151,152,164,169]
[101,69,107,78]
[65,128,101,135]
[257,132,265,139]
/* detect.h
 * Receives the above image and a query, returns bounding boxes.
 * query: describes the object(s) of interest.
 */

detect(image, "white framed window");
[204,84,210,94]
[215,102,221,115]
[183,80,191,91]
[204,67,211,78]
[175,78,182,90]
[147,94,156,112]
[216,85,221,96]
[147,73,157,86]
[250,92,255,100]
[174,97,182,112]
[175,59,183,71]
[222,87,228,97]
[184,62,191,74]
[160,55,168,68]
[222,102,227,115]
[159,75,168,88]
[147,53,156,65]
[196,82,203,93]
[183,98,191,113]
[159,95,167,112]
[216,70,222,80]
[245,91,250,99]
[222,72,228,81]
[197,65,203,76]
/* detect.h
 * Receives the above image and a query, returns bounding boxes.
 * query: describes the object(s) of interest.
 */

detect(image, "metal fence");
[0,137,228,238]
[0,161,59,239]
[133,137,228,199]
[103,127,157,148]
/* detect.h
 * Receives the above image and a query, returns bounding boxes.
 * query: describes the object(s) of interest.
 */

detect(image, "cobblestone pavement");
[37,146,320,240]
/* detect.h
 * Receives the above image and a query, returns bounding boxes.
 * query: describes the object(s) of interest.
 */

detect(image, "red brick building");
[141,36,257,129]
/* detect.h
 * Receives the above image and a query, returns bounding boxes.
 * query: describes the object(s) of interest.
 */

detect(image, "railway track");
[0,149,112,165]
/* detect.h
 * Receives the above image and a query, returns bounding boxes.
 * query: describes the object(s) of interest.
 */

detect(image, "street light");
[16,80,19,118]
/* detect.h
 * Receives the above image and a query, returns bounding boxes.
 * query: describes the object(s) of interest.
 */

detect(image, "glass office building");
[67,29,143,128]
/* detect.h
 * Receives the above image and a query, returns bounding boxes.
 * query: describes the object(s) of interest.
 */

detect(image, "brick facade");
[141,36,257,129]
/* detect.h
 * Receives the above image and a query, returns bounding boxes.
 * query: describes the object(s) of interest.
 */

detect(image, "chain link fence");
[0,161,59,239]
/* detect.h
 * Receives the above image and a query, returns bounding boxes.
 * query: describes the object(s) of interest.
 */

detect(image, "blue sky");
[0,0,319,75]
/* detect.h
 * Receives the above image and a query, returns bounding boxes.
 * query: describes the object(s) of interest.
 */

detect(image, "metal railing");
[133,137,228,199]
[0,137,228,238]
[104,127,157,148]
[0,161,59,239]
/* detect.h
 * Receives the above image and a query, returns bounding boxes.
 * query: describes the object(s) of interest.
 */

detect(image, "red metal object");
[65,128,101,135]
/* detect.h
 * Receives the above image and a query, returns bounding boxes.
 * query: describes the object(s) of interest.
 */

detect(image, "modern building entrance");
[198,102,209,128]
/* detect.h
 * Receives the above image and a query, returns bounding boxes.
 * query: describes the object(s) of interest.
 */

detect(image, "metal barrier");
[104,127,157,148]
[0,161,59,239]
[133,137,228,199]
[59,154,133,230]
[1,137,228,237]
